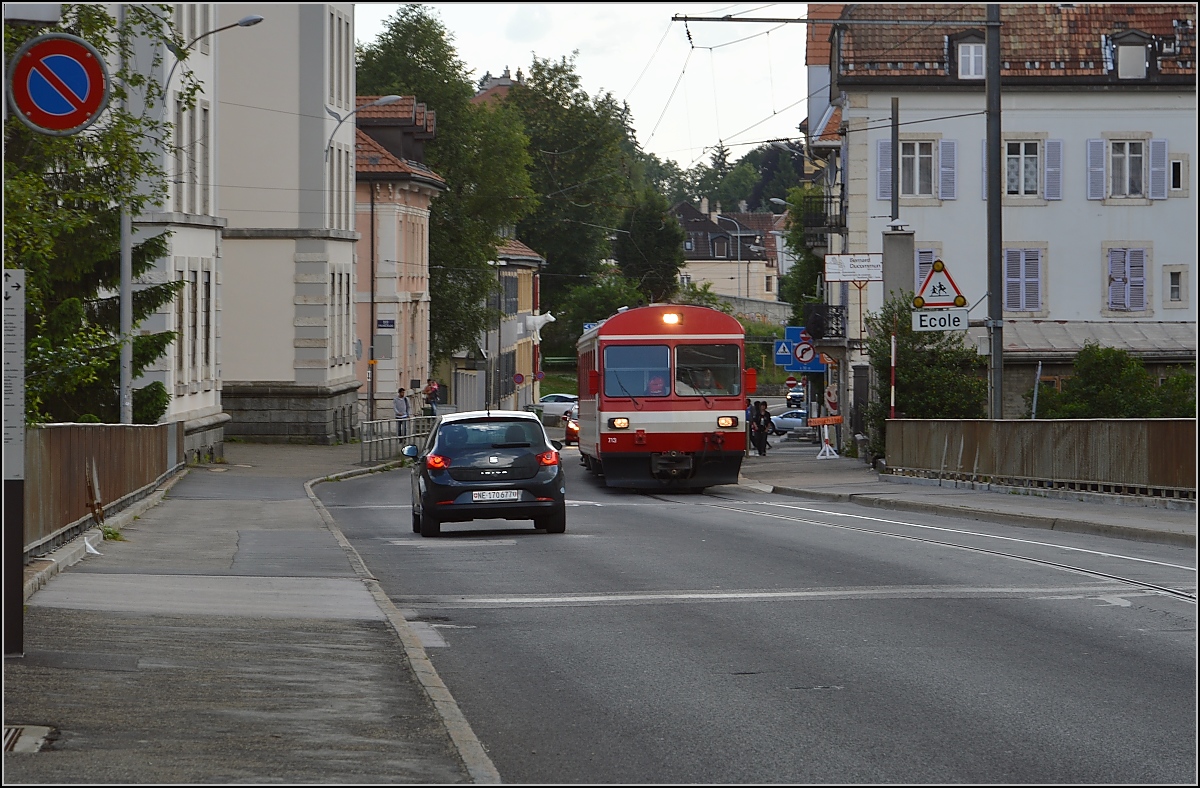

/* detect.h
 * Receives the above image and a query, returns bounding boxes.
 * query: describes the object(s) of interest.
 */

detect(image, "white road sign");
[4,270,25,480]
[825,253,883,282]
[912,308,969,332]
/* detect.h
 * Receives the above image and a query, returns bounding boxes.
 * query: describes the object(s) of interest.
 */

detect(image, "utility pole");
[985,4,1004,419]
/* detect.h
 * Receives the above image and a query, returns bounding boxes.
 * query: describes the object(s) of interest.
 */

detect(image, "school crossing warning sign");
[912,259,967,309]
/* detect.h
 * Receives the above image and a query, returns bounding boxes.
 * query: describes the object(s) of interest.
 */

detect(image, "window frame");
[958,42,985,79]
[900,140,935,198]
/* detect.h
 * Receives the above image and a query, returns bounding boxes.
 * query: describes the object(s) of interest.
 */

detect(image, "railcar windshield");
[675,344,742,396]
[603,345,671,398]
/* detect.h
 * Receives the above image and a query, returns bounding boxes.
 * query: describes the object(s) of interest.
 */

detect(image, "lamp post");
[118,11,264,423]
[714,214,743,299]
[325,95,402,162]
[331,96,400,419]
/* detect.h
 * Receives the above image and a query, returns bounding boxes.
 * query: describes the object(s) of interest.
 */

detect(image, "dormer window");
[713,236,728,258]
[1117,44,1147,78]
[958,42,985,79]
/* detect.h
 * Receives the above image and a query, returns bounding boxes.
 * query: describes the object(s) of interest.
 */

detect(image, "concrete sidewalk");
[5,442,488,783]
[730,434,1197,549]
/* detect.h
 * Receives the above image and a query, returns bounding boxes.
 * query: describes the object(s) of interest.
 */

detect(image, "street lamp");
[163,15,263,90]
[325,95,402,162]
[119,11,265,423]
[713,214,743,299]
[770,197,793,209]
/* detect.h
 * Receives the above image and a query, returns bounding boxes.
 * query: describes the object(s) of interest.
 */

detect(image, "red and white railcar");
[575,304,756,490]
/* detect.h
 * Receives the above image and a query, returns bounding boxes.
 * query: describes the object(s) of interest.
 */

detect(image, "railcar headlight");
[608,417,630,429]
[717,416,738,428]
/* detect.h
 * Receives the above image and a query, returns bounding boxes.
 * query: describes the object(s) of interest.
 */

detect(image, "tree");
[670,281,732,313]
[864,292,987,457]
[5,4,192,423]
[546,264,645,351]
[505,53,635,312]
[614,190,685,303]
[356,4,535,363]
[1025,342,1196,419]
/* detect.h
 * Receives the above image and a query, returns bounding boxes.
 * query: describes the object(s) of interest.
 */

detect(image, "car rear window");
[435,419,545,455]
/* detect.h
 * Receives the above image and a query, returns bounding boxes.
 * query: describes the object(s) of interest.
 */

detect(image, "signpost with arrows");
[3,271,25,655]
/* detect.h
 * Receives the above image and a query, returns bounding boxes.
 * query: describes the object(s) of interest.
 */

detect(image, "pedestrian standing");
[752,401,772,456]
[393,387,410,439]
[423,378,439,416]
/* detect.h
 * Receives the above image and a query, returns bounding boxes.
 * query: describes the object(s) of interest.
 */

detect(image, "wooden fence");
[23,422,184,558]
[885,419,1196,500]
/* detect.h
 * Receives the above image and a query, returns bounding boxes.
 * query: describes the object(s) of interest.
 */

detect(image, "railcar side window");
[603,345,670,397]
[676,344,742,396]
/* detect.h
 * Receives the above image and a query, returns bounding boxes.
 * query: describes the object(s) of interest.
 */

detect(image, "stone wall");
[221,380,362,444]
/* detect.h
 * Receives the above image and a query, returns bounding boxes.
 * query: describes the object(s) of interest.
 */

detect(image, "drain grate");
[3,725,52,753]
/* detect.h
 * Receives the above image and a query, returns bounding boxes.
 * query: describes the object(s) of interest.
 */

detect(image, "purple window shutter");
[1148,139,1169,200]
[1004,249,1023,310]
[1024,249,1041,310]
[939,139,957,200]
[877,139,892,202]
[1044,140,1063,200]
[915,248,935,292]
[1127,248,1146,310]
[1107,248,1127,309]
[1087,139,1106,200]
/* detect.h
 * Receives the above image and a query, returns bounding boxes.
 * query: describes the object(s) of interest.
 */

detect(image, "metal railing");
[885,418,1196,500]
[359,416,436,464]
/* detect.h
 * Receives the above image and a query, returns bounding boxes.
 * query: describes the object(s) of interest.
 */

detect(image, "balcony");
[803,303,847,340]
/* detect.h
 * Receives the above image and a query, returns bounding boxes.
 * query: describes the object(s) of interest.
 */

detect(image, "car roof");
[439,410,544,424]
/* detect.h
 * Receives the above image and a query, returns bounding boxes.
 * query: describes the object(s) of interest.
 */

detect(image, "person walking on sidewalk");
[393,387,411,439]
[745,398,754,456]
[751,401,772,456]
[423,378,439,416]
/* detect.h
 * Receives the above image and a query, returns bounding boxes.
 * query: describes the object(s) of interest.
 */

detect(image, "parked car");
[403,411,566,537]
[561,403,579,445]
[538,393,578,425]
[770,409,815,441]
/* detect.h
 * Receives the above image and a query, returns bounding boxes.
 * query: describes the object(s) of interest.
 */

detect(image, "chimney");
[712,201,721,223]
[699,197,708,215]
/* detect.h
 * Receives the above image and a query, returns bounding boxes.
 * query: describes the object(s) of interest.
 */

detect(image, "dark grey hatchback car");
[403,410,567,537]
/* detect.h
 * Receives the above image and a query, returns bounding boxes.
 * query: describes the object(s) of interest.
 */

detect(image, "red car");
[561,404,580,445]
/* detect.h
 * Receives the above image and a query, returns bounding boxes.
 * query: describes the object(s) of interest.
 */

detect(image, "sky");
[353,3,812,170]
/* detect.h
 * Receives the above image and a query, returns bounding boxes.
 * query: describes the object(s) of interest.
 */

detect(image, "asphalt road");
[317,447,1197,784]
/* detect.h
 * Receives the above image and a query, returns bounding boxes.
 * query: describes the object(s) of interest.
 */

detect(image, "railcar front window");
[603,345,671,397]
[676,344,741,396]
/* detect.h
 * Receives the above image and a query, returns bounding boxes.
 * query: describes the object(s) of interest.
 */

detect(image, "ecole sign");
[911,308,969,332]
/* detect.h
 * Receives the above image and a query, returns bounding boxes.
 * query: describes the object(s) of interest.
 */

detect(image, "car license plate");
[472,490,521,502]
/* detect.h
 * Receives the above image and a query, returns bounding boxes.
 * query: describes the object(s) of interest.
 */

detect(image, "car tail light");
[426,454,451,470]
[537,449,560,466]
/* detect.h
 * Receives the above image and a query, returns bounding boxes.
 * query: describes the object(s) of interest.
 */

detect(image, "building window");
[958,43,985,78]
[176,270,186,374]
[190,271,199,372]
[900,141,935,197]
[1004,248,1041,311]
[765,276,773,294]
[173,97,185,212]
[1110,141,1144,197]
[1170,270,1181,301]
[1171,160,1183,190]
[1006,141,1039,196]
[1117,45,1147,79]
[713,237,728,258]
[202,269,211,371]
[684,238,693,252]
[680,274,692,287]
[199,103,210,215]
[1107,248,1146,311]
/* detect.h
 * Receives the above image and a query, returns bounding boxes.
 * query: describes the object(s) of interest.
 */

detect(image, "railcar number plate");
[472,490,520,502]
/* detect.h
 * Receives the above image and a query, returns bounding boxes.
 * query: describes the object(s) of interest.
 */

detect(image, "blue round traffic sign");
[7,33,111,136]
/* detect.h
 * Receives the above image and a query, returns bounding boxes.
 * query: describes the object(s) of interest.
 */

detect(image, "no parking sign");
[7,33,111,136]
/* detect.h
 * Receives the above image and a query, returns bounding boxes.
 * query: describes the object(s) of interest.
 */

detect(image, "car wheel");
[411,507,420,533]
[537,507,567,534]
[419,508,441,537]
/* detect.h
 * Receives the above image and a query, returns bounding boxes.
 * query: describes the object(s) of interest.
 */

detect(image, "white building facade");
[813,3,1196,419]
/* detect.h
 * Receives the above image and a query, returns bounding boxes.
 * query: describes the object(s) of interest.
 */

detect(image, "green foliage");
[1024,343,1197,419]
[538,371,578,396]
[776,184,826,323]
[5,4,193,424]
[670,281,732,313]
[739,318,785,376]
[356,5,536,362]
[614,190,684,303]
[543,264,644,356]
[505,54,635,312]
[864,292,988,457]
